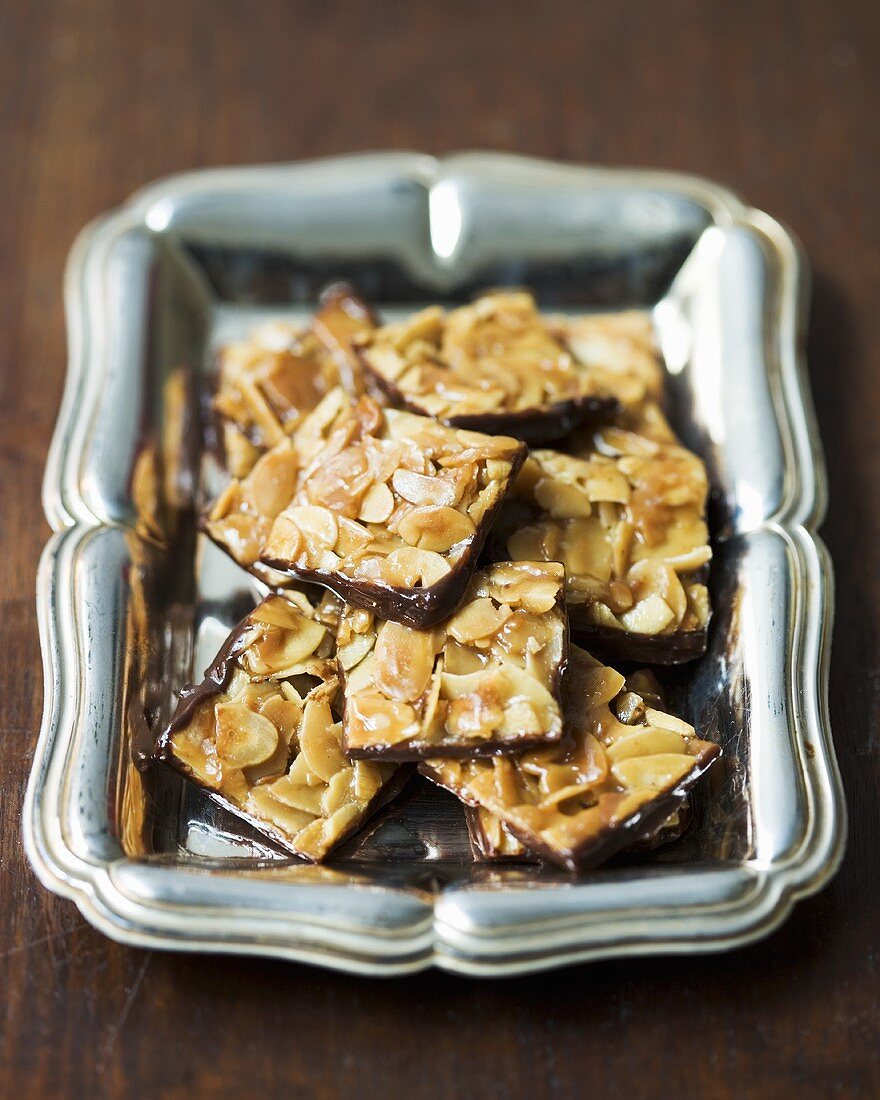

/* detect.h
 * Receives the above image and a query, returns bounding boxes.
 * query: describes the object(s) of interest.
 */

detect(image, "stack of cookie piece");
[155,287,719,870]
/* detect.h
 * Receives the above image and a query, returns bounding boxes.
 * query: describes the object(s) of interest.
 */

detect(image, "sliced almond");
[206,513,272,567]
[244,616,327,676]
[249,595,310,629]
[261,515,303,563]
[534,478,592,520]
[321,768,355,815]
[447,597,511,645]
[281,505,338,549]
[644,708,696,737]
[391,468,457,507]
[605,727,688,763]
[337,631,375,671]
[353,760,386,803]
[346,691,419,747]
[298,697,347,782]
[242,446,299,516]
[617,593,676,636]
[383,546,452,587]
[214,703,279,767]
[357,481,395,523]
[396,505,476,553]
[265,775,326,815]
[245,787,315,836]
[373,620,437,702]
[611,753,695,791]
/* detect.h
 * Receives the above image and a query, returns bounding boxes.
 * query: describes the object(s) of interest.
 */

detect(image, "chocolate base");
[345,729,565,763]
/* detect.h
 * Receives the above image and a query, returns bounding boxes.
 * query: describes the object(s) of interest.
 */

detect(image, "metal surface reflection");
[27,154,844,975]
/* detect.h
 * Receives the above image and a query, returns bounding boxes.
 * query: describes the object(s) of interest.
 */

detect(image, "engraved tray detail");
[26,153,845,975]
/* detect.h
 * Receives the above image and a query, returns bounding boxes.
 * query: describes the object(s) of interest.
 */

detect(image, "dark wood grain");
[1,1,878,1096]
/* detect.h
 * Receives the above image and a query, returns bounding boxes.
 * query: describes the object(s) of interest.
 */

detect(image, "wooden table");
[2,2,877,1095]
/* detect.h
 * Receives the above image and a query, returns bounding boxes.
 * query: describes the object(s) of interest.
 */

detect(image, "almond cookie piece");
[466,795,691,861]
[353,290,622,445]
[465,667,690,862]
[207,387,527,628]
[338,561,567,760]
[155,593,400,861]
[493,414,711,664]
[422,645,719,872]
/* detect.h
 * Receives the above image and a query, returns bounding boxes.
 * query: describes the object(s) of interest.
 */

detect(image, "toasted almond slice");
[265,775,326,814]
[507,525,549,565]
[321,768,355,815]
[214,703,279,767]
[244,616,327,676]
[245,787,315,835]
[337,631,375,671]
[335,516,373,557]
[384,546,452,587]
[443,640,486,675]
[282,505,338,549]
[617,593,676,636]
[242,446,299,515]
[391,468,457,507]
[491,756,523,805]
[206,513,272,567]
[396,505,476,553]
[374,620,437,702]
[610,753,695,791]
[261,515,303,563]
[286,752,323,788]
[357,481,395,523]
[627,560,687,624]
[663,545,713,573]
[538,782,595,810]
[258,695,302,747]
[446,692,504,740]
[297,802,362,856]
[353,760,385,803]
[605,727,688,762]
[444,665,558,730]
[298,697,348,782]
[644,708,696,737]
[447,597,512,645]
[585,467,631,503]
[249,594,310,628]
[346,692,420,747]
[564,660,626,711]
[534,479,592,520]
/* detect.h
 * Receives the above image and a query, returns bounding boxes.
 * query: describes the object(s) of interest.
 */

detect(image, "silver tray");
[26,152,846,976]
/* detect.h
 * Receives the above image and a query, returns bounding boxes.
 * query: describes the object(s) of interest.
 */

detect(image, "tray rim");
[25,152,846,976]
